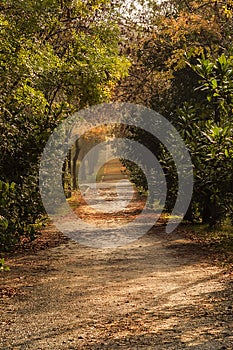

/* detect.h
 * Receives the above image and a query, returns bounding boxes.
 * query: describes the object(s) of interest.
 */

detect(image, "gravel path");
[1,225,233,350]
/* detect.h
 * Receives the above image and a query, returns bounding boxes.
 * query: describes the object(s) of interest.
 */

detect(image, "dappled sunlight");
[1,227,232,349]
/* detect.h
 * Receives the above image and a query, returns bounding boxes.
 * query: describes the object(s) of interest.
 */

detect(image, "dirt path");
[1,170,233,350]
[1,224,233,350]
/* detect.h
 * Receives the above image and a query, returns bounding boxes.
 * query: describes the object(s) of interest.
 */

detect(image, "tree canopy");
[0,0,232,250]
[0,0,129,250]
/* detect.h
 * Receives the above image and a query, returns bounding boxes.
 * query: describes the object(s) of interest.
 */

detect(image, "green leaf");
[211,78,218,89]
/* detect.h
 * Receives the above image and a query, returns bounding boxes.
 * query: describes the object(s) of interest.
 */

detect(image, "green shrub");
[0,179,43,251]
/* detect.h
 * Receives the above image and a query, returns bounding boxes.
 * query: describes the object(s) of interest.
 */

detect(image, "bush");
[0,179,44,251]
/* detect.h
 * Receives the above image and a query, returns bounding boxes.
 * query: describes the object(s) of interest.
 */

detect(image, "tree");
[114,0,233,113]
[176,54,233,225]
[113,0,233,225]
[0,0,130,250]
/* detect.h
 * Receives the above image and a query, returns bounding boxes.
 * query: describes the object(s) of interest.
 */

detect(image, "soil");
[1,184,233,349]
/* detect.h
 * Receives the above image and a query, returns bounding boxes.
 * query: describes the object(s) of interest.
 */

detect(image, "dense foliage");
[0,0,129,250]
[175,54,233,225]
[1,0,232,251]
[115,0,233,226]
